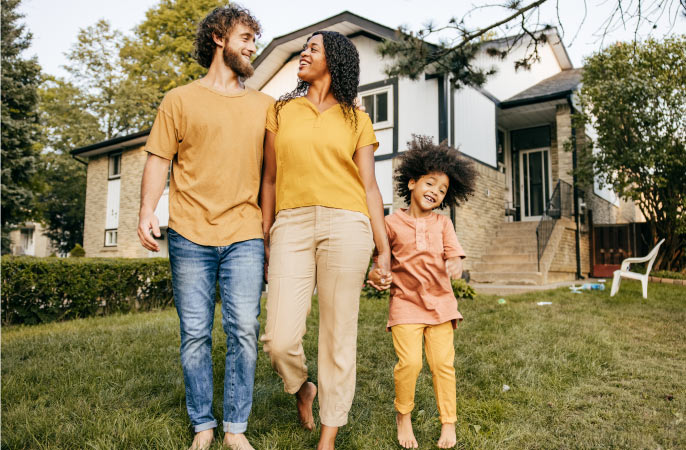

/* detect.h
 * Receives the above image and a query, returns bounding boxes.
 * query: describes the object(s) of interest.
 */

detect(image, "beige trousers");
[262,206,374,427]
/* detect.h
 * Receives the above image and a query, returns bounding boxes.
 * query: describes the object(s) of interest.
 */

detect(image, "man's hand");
[367,266,391,291]
[138,207,161,252]
[446,257,463,280]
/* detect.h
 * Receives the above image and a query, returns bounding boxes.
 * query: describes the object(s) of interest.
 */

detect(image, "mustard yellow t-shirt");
[266,97,379,217]
[146,80,274,246]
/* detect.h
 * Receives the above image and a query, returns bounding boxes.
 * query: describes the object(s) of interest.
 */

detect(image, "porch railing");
[535,180,573,271]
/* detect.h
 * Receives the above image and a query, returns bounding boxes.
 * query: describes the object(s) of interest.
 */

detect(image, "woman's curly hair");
[273,31,360,130]
[395,135,477,209]
[194,5,261,69]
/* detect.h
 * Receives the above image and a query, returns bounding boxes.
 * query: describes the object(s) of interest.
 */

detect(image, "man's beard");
[223,45,254,79]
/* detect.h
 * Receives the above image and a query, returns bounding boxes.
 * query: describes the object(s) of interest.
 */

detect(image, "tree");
[1,0,42,253]
[379,0,685,89]
[119,0,225,125]
[573,37,686,271]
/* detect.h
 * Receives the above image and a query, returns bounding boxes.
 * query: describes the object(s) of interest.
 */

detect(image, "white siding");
[476,40,563,101]
[586,124,620,206]
[155,191,169,227]
[105,178,120,229]
[398,77,439,149]
[351,36,389,86]
[453,86,497,167]
[261,58,299,99]
[375,159,393,205]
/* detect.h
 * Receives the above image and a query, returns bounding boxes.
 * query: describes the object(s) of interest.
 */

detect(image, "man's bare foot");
[437,422,457,449]
[296,381,317,430]
[188,429,214,450]
[223,432,254,450]
[396,412,418,449]
[316,424,338,450]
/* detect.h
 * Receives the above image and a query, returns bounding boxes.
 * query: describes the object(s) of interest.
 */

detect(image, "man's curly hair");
[273,31,360,130]
[194,5,261,69]
[395,135,477,209]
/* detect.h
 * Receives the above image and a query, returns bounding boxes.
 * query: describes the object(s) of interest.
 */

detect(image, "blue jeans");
[168,228,264,434]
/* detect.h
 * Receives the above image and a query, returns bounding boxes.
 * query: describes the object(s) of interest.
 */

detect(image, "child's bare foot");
[396,412,418,448]
[223,432,254,450]
[296,381,317,430]
[437,422,456,448]
[188,429,214,450]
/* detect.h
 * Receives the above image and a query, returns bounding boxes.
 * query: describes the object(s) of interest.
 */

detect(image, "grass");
[2,280,685,449]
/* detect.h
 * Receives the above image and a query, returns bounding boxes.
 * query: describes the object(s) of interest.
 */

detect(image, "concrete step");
[474,262,539,273]
[470,271,544,285]
[480,254,537,264]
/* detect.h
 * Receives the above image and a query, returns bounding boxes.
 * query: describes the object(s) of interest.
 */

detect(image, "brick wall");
[548,220,591,276]
[83,146,149,258]
[555,104,574,185]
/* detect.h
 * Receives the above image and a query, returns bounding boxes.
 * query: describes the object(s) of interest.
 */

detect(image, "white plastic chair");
[610,239,665,299]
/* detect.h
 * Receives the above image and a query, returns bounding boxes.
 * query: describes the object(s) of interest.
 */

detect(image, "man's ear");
[212,33,225,47]
[408,179,416,191]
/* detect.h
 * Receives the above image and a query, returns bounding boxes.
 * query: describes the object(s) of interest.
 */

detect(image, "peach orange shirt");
[382,209,465,330]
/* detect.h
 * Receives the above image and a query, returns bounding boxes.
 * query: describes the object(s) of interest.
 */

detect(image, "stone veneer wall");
[392,157,507,273]
[83,146,149,258]
[548,221,591,277]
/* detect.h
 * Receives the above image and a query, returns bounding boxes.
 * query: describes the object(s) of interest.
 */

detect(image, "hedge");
[1,257,174,325]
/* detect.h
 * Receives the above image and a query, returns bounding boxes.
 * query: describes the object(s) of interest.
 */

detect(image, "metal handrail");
[536,180,574,271]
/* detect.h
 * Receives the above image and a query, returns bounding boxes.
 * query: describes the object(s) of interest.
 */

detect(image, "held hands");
[367,252,392,291]
[138,207,161,252]
[446,257,463,280]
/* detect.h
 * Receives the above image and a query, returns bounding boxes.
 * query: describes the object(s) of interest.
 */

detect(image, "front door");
[519,148,550,220]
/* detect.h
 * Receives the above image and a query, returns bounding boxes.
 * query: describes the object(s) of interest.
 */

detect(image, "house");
[8,222,57,257]
[71,11,642,284]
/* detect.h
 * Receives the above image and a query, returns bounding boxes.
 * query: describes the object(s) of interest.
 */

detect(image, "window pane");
[362,95,374,123]
[109,154,121,177]
[376,92,388,123]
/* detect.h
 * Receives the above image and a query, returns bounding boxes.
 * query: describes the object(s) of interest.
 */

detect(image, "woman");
[260,31,391,449]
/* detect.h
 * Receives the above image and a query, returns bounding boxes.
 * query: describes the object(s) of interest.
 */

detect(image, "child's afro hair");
[394,135,477,209]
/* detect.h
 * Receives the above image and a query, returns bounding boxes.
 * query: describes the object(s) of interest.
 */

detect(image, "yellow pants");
[391,321,457,424]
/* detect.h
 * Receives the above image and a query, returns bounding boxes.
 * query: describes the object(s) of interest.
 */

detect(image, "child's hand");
[367,266,391,291]
[446,257,463,280]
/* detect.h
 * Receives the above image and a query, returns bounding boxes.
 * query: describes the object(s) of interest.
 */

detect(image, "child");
[368,135,476,449]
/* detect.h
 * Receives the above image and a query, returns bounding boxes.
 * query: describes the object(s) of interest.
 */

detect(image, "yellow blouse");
[266,97,379,217]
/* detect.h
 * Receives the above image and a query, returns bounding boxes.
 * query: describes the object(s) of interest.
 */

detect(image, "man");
[137,6,273,450]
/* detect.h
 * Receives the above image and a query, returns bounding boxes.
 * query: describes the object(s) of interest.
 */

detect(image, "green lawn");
[3,280,685,449]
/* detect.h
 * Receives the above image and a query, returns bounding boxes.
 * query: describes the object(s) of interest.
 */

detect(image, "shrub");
[452,278,476,299]
[1,257,173,325]
[69,244,86,257]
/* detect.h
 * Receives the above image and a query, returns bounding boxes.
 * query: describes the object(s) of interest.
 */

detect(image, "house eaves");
[71,129,150,158]
[500,68,582,109]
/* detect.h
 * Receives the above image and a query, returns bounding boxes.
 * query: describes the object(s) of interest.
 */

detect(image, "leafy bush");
[651,270,686,280]
[1,257,173,325]
[452,278,476,299]
[69,244,85,257]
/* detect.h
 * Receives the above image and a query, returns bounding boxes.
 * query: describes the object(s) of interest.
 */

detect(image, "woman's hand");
[367,259,391,291]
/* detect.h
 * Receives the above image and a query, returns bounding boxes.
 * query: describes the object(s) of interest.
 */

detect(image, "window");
[360,87,392,129]
[109,154,121,179]
[383,204,392,216]
[105,229,118,247]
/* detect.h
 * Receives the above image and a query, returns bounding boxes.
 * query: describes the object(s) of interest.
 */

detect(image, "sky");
[18,0,685,79]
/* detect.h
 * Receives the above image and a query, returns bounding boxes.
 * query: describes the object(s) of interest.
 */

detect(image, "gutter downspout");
[567,94,583,280]
[72,154,88,165]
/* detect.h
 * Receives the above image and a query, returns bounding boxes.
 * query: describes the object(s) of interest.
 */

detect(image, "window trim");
[359,85,394,131]
[104,229,118,247]
[108,153,122,180]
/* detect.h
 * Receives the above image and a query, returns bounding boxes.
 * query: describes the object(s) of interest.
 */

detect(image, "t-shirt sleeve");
[145,93,180,160]
[265,102,278,134]
[443,216,466,259]
[356,112,379,152]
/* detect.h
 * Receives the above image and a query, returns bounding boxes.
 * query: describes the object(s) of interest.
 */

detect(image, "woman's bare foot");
[316,424,338,450]
[296,381,317,430]
[223,432,254,450]
[188,429,214,450]
[396,412,418,449]
[437,422,457,448]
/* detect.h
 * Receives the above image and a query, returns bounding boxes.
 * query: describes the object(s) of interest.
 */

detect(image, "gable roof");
[246,11,400,90]
[500,68,582,108]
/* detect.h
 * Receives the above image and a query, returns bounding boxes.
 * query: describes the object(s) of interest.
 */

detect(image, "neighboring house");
[71,11,642,284]
[8,222,57,257]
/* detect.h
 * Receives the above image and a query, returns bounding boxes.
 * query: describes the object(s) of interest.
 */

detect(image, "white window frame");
[104,229,118,247]
[108,153,121,179]
[359,86,393,131]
